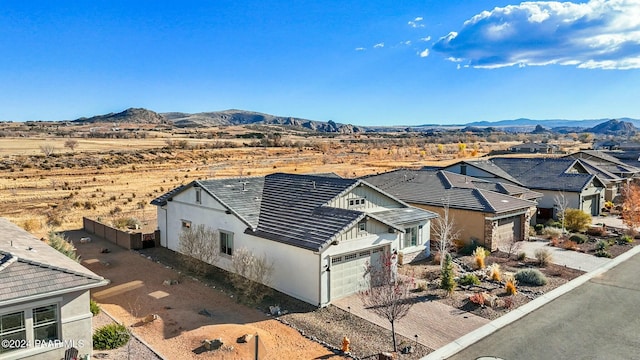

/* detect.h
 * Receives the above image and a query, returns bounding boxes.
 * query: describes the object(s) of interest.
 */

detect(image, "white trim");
[60,312,93,325]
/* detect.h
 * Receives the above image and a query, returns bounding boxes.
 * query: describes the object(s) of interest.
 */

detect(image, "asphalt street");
[448,252,640,360]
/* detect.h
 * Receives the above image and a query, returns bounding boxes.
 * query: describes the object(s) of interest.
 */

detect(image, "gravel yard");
[92,310,162,360]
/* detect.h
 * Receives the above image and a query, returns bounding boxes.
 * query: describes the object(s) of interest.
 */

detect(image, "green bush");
[595,249,612,258]
[534,248,553,266]
[90,299,100,316]
[47,231,80,262]
[517,252,527,261]
[618,235,633,245]
[569,234,588,244]
[596,240,609,251]
[545,219,562,228]
[534,224,544,234]
[564,209,592,232]
[458,273,481,286]
[93,323,130,350]
[515,269,548,286]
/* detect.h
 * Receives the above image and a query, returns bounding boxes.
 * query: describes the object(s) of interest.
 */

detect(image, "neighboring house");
[564,150,640,201]
[152,173,438,306]
[0,218,108,360]
[446,158,605,220]
[363,170,540,252]
[509,142,559,154]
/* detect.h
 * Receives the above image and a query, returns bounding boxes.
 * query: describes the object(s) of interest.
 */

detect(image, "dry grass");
[0,131,511,237]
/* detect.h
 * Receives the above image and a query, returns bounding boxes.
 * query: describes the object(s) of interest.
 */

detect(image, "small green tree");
[440,253,456,295]
[564,208,592,232]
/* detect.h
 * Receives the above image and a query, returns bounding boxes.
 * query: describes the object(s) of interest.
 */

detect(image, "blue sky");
[1,0,640,126]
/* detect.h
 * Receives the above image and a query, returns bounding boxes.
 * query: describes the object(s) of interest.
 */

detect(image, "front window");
[33,305,58,342]
[358,220,366,232]
[195,188,201,204]
[220,231,233,256]
[0,312,26,354]
[404,227,419,248]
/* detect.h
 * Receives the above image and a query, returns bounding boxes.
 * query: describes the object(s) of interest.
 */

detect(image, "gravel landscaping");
[92,310,162,360]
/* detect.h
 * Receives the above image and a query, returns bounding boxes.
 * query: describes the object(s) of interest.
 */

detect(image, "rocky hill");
[73,108,167,124]
[72,108,362,134]
[163,109,362,133]
[586,119,637,135]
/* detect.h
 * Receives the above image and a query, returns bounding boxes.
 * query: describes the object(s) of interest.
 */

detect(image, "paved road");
[447,251,640,360]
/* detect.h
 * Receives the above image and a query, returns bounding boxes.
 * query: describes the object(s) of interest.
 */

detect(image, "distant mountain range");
[70,107,639,135]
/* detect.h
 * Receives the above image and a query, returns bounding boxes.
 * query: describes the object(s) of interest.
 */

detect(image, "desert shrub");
[22,218,41,232]
[569,234,588,244]
[459,273,481,286]
[617,235,633,245]
[529,226,536,236]
[542,227,563,239]
[515,269,548,286]
[440,253,457,295]
[502,296,515,309]
[458,240,489,256]
[545,219,562,228]
[564,209,592,232]
[563,240,579,251]
[109,206,122,215]
[113,217,140,230]
[473,246,487,269]
[431,251,441,265]
[90,299,100,316]
[505,279,518,295]
[596,239,609,251]
[595,249,612,258]
[229,248,275,305]
[534,224,544,234]
[549,237,561,247]
[93,323,130,350]
[468,292,485,305]
[47,231,80,262]
[586,226,606,236]
[487,263,502,282]
[517,252,527,261]
[534,248,552,266]
[415,281,428,292]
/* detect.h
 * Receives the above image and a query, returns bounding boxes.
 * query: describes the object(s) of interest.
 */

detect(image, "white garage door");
[330,246,386,300]
[496,216,522,250]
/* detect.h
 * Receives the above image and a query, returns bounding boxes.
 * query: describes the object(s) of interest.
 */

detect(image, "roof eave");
[0,278,110,308]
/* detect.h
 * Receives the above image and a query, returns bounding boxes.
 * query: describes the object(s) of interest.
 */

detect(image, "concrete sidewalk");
[333,294,489,350]
[520,239,611,272]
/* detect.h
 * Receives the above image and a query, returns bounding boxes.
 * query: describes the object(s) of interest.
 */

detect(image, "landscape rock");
[237,333,253,343]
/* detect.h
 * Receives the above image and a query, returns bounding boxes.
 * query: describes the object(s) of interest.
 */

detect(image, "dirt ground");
[67,230,346,360]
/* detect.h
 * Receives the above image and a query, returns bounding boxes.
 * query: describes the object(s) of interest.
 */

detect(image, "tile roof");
[150,184,188,206]
[0,218,107,304]
[453,160,524,186]
[363,169,536,213]
[369,208,438,228]
[198,177,264,229]
[443,171,543,200]
[490,157,599,192]
[248,173,363,251]
[565,151,640,177]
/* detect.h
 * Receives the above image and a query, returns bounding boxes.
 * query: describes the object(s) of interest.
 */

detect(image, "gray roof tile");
[0,218,107,304]
[363,170,535,213]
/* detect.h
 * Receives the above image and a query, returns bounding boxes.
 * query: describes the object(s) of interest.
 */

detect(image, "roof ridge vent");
[242,181,247,191]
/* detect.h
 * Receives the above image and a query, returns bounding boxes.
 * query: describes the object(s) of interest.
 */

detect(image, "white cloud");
[432,0,640,69]
[408,17,425,28]
[420,36,432,42]
[419,48,430,58]
[355,47,366,51]
[402,40,412,46]
[373,42,385,48]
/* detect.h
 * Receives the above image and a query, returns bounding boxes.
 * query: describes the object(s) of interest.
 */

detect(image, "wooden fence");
[82,217,159,250]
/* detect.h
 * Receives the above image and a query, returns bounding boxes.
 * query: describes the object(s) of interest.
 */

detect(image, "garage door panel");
[495,216,522,251]
[330,246,386,301]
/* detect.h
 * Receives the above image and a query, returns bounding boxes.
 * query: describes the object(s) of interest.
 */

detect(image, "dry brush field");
[0,132,513,237]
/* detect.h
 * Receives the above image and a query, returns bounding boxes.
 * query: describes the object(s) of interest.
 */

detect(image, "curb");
[98,307,167,360]
[421,244,640,360]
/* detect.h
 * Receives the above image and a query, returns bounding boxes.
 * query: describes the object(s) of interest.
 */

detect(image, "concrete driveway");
[520,239,611,272]
[333,294,489,350]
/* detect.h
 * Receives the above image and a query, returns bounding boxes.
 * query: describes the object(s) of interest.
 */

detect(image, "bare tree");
[229,247,274,304]
[554,191,569,234]
[64,139,79,151]
[432,199,460,268]
[40,143,56,157]
[358,252,415,353]
[178,224,219,274]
